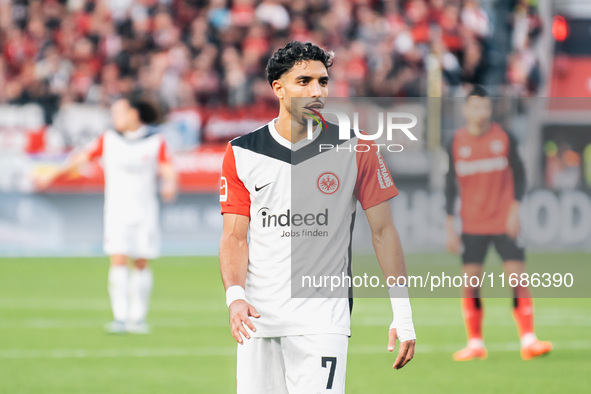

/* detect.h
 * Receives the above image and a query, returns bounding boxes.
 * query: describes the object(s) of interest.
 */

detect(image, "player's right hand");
[445,229,461,254]
[160,181,177,203]
[32,170,57,191]
[228,299,260,344]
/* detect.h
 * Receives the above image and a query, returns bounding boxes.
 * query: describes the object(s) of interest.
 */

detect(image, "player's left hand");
[388,328,415,370]
[506,202,521,239]
[160,181,177,203]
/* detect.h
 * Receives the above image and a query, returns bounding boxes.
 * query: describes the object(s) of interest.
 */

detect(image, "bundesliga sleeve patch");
[220,176,228,202]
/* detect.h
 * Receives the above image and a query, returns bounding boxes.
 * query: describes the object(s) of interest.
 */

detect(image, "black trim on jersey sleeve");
[507,132,526,201]
[445,138,457,215]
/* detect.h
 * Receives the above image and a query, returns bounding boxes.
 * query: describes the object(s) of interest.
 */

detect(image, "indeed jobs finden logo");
[303,106,418,153]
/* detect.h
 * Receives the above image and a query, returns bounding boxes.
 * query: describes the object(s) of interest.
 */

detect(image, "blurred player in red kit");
[445,86,552,361]
[36,97,177,334]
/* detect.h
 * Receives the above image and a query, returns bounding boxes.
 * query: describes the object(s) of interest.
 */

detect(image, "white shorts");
[103,222,160,259]
[237,334,348,394]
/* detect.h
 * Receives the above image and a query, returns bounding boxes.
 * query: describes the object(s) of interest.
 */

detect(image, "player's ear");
[130,108,141,125]
[484,98,493,116]
[461,101,469,120]
[131,107,140,120]
[272,80,284,100]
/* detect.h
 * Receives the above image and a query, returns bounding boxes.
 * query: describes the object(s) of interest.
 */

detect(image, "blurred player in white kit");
[36,97,178,334]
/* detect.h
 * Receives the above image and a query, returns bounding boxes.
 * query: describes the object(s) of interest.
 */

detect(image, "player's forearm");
[508,134,526,201]
[53,152,89,181]
[446,215,456,232]
[372,224,408,280]
[159,163,177,184]
[219,232,249,290]
[445,144,457,215]
[444,183,457,215]
[374,223,417,344]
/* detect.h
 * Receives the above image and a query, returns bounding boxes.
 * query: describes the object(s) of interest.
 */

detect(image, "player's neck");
[275,110,307,144]
[122,122,144,134]
[467,121,491,137]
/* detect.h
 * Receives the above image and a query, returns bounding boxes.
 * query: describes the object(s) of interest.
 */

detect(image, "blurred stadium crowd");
[1,0,543,124]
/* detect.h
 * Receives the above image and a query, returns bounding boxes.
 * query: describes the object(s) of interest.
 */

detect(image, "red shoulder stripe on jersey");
[220,142,251,217]
[86,133,105,160]
[158,139,171,164]
[354,145,399,210]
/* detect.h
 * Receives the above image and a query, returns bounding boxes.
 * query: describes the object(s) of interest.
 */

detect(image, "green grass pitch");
[0,255,589,393]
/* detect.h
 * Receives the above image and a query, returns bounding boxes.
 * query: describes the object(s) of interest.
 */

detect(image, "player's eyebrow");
[295,75,330,82]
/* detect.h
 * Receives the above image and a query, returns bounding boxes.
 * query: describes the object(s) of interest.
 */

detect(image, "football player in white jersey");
[36,97,177,334]
[220,41,416,394]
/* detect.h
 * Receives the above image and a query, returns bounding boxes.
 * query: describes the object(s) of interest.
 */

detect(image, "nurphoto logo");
[303,106,419,153]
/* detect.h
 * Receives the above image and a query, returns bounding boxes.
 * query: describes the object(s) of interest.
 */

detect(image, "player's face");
[277,60,329,125]
[111,99,133,132]
[463,96,492,131]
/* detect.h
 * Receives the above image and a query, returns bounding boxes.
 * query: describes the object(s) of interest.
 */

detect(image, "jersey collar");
[268,118,321,152]
[122,126,148,140]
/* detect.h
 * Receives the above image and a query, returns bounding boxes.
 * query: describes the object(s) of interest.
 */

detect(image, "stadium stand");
[1,0,543,125]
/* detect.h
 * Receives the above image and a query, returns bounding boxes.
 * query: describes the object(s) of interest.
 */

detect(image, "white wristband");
[388,285,416,342]
[226,285,246,307]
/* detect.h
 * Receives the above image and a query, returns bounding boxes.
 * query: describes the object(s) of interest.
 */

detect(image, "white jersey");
[220,119,398,337]
[85,127,171,258]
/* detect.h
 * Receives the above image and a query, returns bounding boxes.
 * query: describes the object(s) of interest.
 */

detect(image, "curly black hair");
[467,85,490,99]
[266,41,334,86]
[128,96,161,124]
